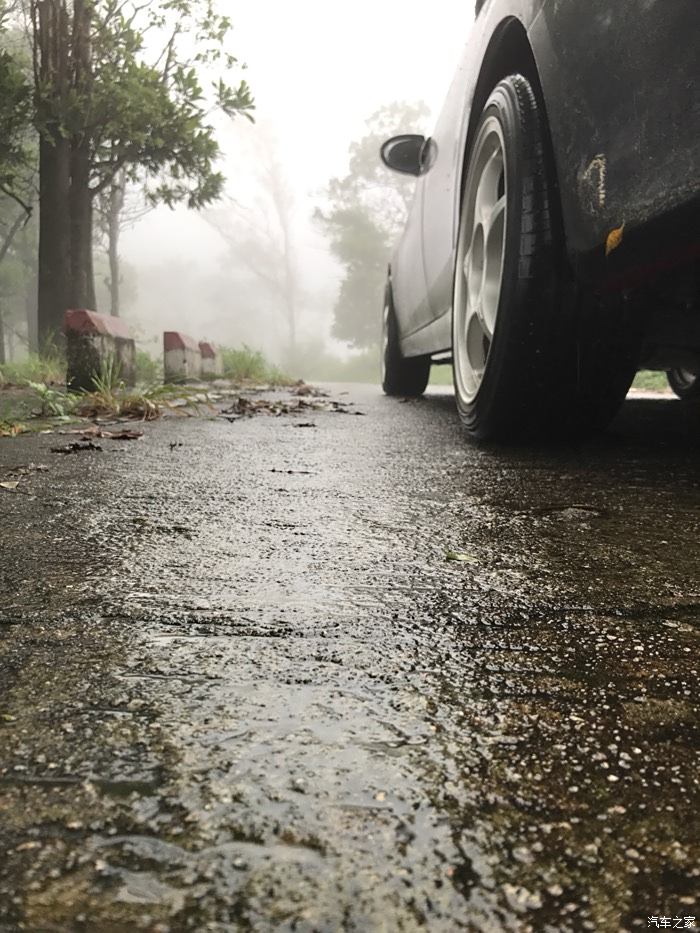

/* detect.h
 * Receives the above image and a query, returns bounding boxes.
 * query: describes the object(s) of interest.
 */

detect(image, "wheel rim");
[454,116,507,403]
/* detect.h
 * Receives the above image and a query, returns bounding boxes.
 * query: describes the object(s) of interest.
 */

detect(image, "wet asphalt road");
[1,385,699,932]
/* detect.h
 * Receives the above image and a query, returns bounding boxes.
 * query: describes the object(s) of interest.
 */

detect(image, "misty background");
[118,1,474,373]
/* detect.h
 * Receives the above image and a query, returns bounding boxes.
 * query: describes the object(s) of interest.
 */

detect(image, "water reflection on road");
[0,388,698,931]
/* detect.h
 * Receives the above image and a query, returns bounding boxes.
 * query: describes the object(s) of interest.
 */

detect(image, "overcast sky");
[121,1,474,352]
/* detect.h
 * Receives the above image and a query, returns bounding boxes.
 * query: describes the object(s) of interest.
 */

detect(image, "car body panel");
[532,0,699,256]
[419,2,544,329]
[390,0,700,358]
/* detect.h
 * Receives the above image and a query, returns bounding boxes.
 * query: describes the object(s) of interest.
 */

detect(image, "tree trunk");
[26,268,38,353]
[107,174,125,316]
[0,307,5,366]
[38,131,71,351]
[68,0,96,311]
[36,0,72,352]
[69,143,96,310]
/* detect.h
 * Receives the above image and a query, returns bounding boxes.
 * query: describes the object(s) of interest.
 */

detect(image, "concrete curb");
[65,309,136,391]
[199,342,223,379]
[164,332,201,383]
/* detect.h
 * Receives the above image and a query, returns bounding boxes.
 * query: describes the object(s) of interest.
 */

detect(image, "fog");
[120,1,474,368]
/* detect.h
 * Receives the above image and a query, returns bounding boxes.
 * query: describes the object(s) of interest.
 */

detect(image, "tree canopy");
[316,101,430,350]
[0,0,255,346]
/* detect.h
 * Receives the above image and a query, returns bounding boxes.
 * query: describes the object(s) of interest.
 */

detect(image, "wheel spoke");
[466,300,491,371]
[462,245,471,282]
[475,300,494,341]
[487,195,506,237]
[474,149,502,227]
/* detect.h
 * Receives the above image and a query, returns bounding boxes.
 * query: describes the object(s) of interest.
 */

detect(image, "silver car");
[380,0,699,440]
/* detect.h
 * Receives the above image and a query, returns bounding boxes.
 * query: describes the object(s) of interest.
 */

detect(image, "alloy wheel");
[453,117,507,402]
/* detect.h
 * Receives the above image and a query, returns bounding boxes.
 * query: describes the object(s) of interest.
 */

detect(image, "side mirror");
[380,134,426,176]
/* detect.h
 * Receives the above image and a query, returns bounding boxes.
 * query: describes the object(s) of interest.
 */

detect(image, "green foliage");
[0,418,27,436]
[135,349,162,385]
[288,342,379,384]
[0,25,37,354]
[316,102,430,350]
[0,350,65,386]
[75,0,255,209]
[0,42,32,197]
[632,370,669,392]
[77,381,210,421]
[220,345,291,385]
[92,352,124,393]
[429,365,453,387]
[27,381,76,417]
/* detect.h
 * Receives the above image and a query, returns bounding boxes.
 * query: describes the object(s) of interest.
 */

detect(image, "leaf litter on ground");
[59,425,144,441]
[50,442,103,455]
[0,422,27,438]
[9,463,50,476]
[445,550,479,564]
[222,393,365,421]
[1,463,51,491]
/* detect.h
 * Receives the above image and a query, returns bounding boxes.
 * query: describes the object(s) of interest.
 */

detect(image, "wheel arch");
[458,18,564,245]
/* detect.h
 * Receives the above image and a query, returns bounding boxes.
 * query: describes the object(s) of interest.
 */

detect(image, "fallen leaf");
[605,223,625,257]
[0,423,26,438]
[270,468,314,475]
[51,442,102,455]
[445,550,478,564]
[0,481,19,491]
[62,426,144,441]
[10,463,50,476]
[108,430,143,441]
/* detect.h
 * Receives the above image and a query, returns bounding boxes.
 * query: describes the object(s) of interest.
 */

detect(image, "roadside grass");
[294,348,378,384]
[135,349,163,384]
[220,345,292,386]
[632,370,670,392]
[1,370,209,434]
[77,380,211,421]
[0,419,27,437]
[429,366,453,387]
[75,358,211,420]
[0,350,66,387]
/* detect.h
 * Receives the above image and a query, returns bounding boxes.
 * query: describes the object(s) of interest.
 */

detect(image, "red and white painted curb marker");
[199,341,223,379]
[65,309,136,391]
[164,331,201,383]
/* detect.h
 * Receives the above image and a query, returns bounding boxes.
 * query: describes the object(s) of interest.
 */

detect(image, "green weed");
[27,382,77,418]
[135,350,162,385]
[632,370,670,392]
[0,351,66,387]
[77,383,211,421]
[220,345,292,385]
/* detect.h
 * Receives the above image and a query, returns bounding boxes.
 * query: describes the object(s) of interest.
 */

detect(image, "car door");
[391,178,432,341]
[419,80,470,329]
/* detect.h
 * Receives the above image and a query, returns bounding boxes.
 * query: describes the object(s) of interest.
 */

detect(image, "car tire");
[667,367,700,400]
[382,283,431,396]
[452,74,637,441]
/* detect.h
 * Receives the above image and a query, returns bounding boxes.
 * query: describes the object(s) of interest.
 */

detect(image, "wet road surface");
[1,386,699,932]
